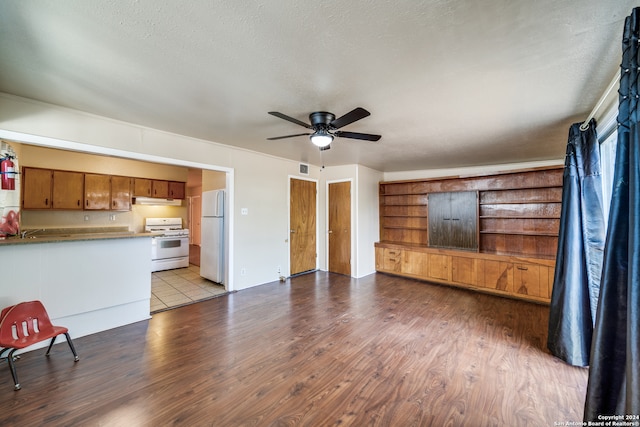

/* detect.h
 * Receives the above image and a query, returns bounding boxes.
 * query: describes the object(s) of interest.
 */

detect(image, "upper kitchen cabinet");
[151,180,169,198]
[84,173,111,210]
[22,167,84,210]
[111,176,132,211]
[136,179,185,199]
[52,170,84,210]
[133,178,152,197]
[22,167,53,209]
[168,181,185,199]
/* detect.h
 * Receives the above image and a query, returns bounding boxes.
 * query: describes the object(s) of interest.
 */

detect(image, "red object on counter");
[1,155,15,190]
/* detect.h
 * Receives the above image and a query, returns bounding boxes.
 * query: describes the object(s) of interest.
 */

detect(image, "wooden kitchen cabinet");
[111,176,132,211]
[22,167,53,209]
[133,178,152,197]
[84,173,111,210]
[52,170,84,210]
[168,181,185,199]
[151,180,169,198]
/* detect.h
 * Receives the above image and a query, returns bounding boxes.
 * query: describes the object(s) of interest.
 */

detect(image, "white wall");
[322,164,383,278]
[355,165,383,277]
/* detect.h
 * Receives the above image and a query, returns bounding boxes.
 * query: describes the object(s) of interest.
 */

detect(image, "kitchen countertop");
[0,227,155,246]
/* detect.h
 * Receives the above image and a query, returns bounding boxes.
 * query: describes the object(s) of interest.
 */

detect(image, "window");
[596,98,618,229]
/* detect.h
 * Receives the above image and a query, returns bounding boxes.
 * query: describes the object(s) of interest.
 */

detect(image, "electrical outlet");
[109,214,116,221]
[84,215,90,221]
[241,267,247,276]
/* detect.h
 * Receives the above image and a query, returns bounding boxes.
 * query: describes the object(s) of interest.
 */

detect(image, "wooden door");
[84,173,111,210]
[328,181,351,275]
[111,176,132,211]
[189,195,202,246]
[290,178,316,275]
[52,170,84,210]
[22,167,52,209]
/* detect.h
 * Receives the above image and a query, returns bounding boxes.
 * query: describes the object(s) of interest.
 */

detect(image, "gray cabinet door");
[428,191,478,250]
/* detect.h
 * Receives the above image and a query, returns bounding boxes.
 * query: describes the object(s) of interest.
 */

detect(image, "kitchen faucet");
[20,229,45,239]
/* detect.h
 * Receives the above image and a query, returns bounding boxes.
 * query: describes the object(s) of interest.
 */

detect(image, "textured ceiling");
[0,1,637,171]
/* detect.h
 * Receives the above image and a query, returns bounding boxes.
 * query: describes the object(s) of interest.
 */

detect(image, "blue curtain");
[584,7,640,419]
[547,119,605,367]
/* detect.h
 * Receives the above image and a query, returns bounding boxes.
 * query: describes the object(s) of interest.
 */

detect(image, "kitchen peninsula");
[0,230,153,348]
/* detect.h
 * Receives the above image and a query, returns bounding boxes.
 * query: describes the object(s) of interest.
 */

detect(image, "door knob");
[290,229,295,233]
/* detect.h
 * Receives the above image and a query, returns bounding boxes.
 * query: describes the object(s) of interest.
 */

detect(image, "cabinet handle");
[86,200,89,207]
[45,198,48,206]
[77,200,80,206]
[517,266,528,271]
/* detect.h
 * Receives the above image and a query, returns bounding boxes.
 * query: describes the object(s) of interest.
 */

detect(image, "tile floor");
[150,264,227,313]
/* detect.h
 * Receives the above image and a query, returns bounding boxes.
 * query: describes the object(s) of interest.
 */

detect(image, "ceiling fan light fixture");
[310,130,333,147]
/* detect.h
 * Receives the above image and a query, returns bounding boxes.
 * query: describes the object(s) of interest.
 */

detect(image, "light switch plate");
[241,208,248,215]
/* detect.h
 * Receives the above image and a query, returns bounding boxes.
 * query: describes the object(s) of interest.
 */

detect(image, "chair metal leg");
[63,332,79,362]
[6,348,20,390]
[45,336,58,357]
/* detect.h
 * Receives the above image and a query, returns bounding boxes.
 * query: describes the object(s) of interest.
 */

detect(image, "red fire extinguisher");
[1,154,16,190]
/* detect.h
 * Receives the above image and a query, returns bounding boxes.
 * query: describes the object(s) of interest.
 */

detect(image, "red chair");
[0,300,79,390]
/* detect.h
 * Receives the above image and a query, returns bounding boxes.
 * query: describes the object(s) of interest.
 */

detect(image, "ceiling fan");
[267,107,381,150]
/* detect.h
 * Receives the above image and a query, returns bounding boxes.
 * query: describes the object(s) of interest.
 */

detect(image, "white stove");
[145,218,190,272]
[145,218,190,236]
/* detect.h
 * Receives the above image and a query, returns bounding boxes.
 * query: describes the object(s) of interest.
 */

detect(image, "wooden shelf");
[478,200,561,205]
[382,215,427,218]
[480,230,558,237]
[384,203,424,207]
[379,167,563,260]
[479,215,560,219]
[382,226,428,231]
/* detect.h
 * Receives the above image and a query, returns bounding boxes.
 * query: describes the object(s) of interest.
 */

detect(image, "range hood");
[133,197,182,206]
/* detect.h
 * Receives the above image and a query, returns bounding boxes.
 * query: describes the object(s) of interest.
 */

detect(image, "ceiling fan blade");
[330,107,370,129]
[268,112,312,129]
[266,133,311,140]
[334,131,381,141]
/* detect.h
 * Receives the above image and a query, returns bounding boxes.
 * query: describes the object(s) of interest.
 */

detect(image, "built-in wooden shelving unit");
[376,166,563,304]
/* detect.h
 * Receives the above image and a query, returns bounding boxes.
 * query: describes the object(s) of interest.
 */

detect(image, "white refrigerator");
[200,190,225,284]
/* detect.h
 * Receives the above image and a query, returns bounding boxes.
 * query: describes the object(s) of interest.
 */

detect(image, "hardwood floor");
[0,272,587,426]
